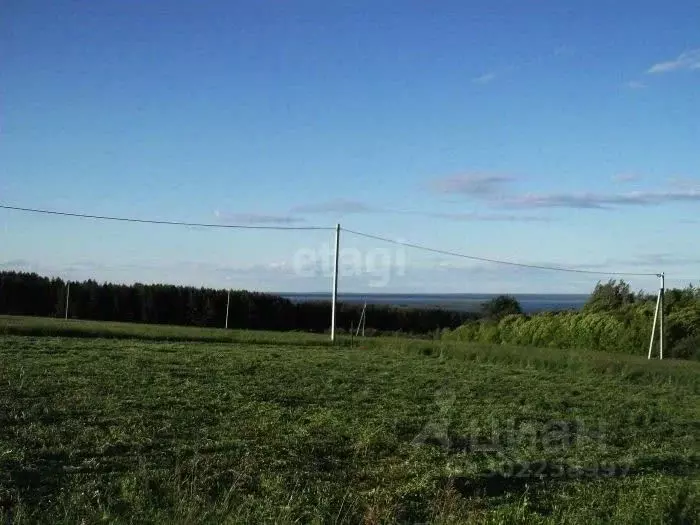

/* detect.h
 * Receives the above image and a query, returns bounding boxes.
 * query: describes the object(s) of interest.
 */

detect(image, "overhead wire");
[0,204,332,231]
[0,204,661,276]
[341,227,660,277]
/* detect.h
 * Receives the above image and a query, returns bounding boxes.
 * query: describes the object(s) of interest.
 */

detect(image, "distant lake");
[279,293,589,314]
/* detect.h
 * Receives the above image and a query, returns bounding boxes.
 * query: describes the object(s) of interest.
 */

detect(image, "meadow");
[0,316,698,523]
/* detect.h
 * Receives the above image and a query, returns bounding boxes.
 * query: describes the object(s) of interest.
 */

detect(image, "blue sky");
[1,0,699,293]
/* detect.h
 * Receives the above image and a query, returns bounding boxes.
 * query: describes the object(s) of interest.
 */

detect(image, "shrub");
[670,335,700,360]
[478,321,500,344]
[442,322,479,342]
[583,280,636,313]
[437,284,700,360]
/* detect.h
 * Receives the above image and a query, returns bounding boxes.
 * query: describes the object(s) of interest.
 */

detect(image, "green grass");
[0,315,331,345]
[0,316,698,523]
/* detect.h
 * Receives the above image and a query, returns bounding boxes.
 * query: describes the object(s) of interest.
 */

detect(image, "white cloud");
[289,199,375,214]
[611,173,640,183]
[507,188,700,209]
[472,72,497,84]
[430,173,512,196]
[625,80,646,89]
[213,210,304,225]
[668,176,700,189]
[647,49,700,74]
[430,171,700,210]
[425,211,550,223]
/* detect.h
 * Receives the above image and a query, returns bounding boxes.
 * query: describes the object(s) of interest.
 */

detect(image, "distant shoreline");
[278,292,589,314]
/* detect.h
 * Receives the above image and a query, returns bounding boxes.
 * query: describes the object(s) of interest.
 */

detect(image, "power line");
[342,227,659,277]
[0,204,333,231]
[0,203,663,277]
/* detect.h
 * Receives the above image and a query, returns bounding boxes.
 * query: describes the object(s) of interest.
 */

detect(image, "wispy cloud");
[507,188,700,209]
[612,173,640,183]
[668,176,700,189]
[508,193,608,210]
[428,253,700,276]
[430,171,700,210]
[425,211,550,223]
[472,72,497,84]
[213,211,305,225]
[580,253,700,270]
[0,259,34,270]
[631,253,700,267]
[215,193,551,225]
[290,197,547,222]
[647,48,700,74]
[430,173,513,196]
[625,80,646,89]
[289,199,376,214]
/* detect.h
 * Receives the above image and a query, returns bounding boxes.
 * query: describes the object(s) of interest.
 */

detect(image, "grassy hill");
[0,316,698,523]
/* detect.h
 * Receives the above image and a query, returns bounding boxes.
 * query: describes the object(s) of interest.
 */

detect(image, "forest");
[0,271,475,335]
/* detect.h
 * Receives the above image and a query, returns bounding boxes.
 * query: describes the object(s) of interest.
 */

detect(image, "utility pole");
[647,272,665,359]
[355,302,367,337]
[330,224,340,342]
[660,272,665,360]
[64,281,70,320]
[225,289,230,329]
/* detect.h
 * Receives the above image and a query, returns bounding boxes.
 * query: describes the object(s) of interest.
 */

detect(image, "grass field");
[0,316,698,523]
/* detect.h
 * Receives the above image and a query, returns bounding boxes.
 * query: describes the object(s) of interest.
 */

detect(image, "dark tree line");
[0,271,476,334]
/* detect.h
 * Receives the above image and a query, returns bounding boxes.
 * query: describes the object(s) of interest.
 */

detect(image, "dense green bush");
[444,281,700,360]
[583,279,638,313]
[671,335,700,360]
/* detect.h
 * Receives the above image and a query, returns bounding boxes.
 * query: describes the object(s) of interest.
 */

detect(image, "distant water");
[280,293,589,314]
